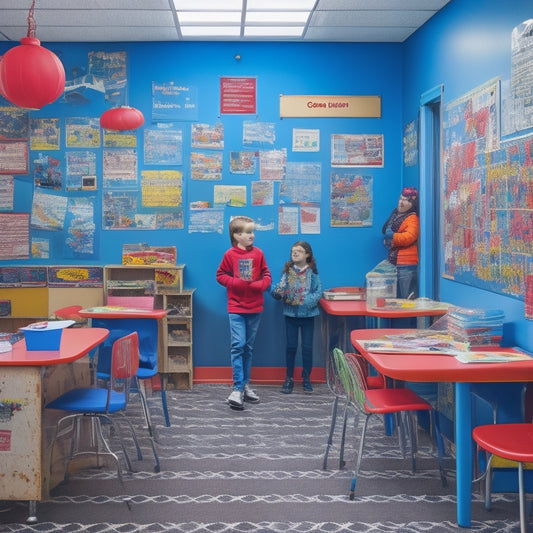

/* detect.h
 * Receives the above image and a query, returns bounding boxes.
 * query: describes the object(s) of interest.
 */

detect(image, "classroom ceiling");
[0,0,452,44]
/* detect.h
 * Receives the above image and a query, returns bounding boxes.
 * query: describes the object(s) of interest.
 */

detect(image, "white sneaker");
[227,389,244,409]
[244,385,260,403]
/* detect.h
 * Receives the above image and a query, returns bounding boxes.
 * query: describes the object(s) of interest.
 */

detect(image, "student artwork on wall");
[31,191,68,231]
[292,128,320,152]
[103,129,137,148]
[259,149,286,180]
[64,197,97,257]
[144,128,183,165]
[33,155,62,190]
[330,172,373,227]
[102,149,137,188]
[0,176,14,211]
[30,118,60,151]
[403,119,418,167]
[188,207,224,234]
[251,181,273,205]
[243,121,275,146]
[0,213,30,259]
[66,151,97,191]
[230,151,257,174]
[331,133,384,167]
[443,78,533,298]
[191,152,223,180]
[220,77,256,115]
[152,82,198,122]
[66,118,101,148]
[191,122,224,149]
[140,170,182,208]
[213,185,246,207]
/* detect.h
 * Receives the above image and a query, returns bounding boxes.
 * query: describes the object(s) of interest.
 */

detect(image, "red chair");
[473,423,533,533]
[332,348,444,499]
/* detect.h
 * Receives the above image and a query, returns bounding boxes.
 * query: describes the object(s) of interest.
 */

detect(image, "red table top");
[79,307,167,319]
[320,298,449,318]
[350,328,533,383]
[0,327,109,366]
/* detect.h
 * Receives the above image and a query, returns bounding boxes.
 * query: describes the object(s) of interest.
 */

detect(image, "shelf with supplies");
[103,264,193,390]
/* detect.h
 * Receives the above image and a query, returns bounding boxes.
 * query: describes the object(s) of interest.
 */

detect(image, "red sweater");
[216,245,272,313]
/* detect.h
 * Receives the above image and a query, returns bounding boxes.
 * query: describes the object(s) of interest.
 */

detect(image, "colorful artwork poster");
[88,51,127,105]
[331,134,384,167]
[259,149,286,181]
[191,123,224,149]
[102,190,137,229]
[278,206,299,234]
[103,149,138,189]
[0,213,30,259]
[403,119,418,167]
[0,141,28,174]
[292,128,320,152]
[191,151,223,181]
[280,162,321,205]
[141,170,183,207]
[48,266,103,287]
[214,185,247,207]
[66,117,101,148]
[301,206,321,234]
[0,176,14,210]
[443,78,500,159]
[31,238,49,259]
[251,181,274,206]
[30,118,60,150]
[152,82,198,122]
[144,128,183,165]
[330,172,373,227]
[31,190,68,231]
[66,151,97,191]
[442,129,533,298]
[243,121,275,146]
[230,151,257,174]
[103,129,137,148]
[154,211,183,229]
[0,265,46,286]
[188,207,224,234]
[64,196,96,257]
[220,77,256,114]
[33,154,62,190]
[0,107,29,141]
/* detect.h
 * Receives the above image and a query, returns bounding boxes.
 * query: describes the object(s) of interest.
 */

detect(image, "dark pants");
[285,316,315,380]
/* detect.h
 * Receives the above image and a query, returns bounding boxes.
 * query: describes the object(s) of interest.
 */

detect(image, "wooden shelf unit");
[103,264,193,390]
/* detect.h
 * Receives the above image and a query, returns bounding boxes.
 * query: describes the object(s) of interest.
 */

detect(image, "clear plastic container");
[366,272,397,309]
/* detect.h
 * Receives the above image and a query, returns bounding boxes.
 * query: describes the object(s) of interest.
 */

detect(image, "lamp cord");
[27,0,36,38]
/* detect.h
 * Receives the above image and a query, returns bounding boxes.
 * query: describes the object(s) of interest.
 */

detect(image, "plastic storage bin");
[366,272,397,309]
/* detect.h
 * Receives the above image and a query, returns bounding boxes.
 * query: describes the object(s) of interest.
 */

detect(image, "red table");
[0,327,109,522]
[350,328,533,527]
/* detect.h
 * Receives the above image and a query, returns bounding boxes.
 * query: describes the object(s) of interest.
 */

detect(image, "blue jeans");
[285,316,315,380]
[397,264,418,299]
[229,313,261,391]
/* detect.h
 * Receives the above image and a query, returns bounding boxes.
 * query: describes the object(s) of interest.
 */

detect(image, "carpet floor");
[0,383,529,532]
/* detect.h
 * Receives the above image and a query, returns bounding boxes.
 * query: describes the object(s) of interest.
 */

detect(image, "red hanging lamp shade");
[0,2,65,110]
[100,106,145,131]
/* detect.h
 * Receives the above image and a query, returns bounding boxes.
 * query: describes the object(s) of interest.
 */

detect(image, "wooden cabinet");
[160,290,195,390]
[103,264,194,390]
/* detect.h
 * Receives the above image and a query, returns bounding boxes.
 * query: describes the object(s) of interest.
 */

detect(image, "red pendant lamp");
[100,105,145,131]
[0,0,65,110]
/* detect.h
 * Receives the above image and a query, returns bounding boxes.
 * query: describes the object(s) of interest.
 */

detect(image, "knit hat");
[401,186,418,202]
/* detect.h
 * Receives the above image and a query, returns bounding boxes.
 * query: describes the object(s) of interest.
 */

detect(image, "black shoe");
[281,378,294,394]
[303,379,313,393]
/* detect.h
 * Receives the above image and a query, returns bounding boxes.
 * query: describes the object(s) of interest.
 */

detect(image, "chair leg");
[430,409,447,487]
[349,413,370,500]
[323,396,339,470]
[518,462,527,533]
[339,404,350,469]
[159,374,171,427]
[136,377,155,438]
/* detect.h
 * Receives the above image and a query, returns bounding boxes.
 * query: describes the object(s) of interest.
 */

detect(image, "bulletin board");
[442,78,533,298]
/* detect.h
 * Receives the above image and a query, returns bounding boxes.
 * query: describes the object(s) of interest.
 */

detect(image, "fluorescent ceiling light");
[246,12,310,24]
[247,0,315,9]
[244,26,304,37]
[173,0,242,9]
[181,26,241,36]
[179,12,242,23]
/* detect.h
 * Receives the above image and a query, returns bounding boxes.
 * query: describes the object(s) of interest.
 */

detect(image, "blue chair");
[46,332,143,484]
[93,318,170,439]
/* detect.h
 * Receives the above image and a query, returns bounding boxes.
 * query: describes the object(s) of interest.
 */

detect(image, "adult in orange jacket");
[382,187,419,298]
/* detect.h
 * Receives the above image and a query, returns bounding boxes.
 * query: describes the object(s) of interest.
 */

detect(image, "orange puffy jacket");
[392,213,419,265]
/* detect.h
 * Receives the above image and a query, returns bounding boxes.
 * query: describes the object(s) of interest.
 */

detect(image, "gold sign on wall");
[280,95,381,118]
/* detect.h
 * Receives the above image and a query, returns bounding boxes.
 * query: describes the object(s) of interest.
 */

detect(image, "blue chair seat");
[47,388,126,413]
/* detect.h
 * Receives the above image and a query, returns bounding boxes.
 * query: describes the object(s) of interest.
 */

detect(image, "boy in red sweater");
[216,216,271,410]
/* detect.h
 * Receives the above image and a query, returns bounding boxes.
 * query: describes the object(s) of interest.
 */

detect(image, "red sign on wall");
[220,77,257,114]
[0,430,11,451]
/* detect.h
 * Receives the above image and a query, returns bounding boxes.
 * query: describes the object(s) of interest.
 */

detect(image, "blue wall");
[0,40,404,370]
[402,0,533,353]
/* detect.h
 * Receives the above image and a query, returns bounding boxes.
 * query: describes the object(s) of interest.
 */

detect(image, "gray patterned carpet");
[0,383,528,532]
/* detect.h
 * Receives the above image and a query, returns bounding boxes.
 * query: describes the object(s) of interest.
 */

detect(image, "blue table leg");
[455,382,472,527]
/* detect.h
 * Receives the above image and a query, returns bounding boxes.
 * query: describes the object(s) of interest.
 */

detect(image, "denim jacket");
[271,265,322,318]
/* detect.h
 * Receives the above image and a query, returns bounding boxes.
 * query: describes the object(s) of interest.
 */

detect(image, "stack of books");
[447,307,504,346]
